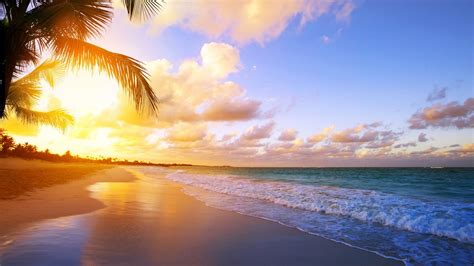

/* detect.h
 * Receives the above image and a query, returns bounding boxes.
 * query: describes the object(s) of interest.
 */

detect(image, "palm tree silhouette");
[6,59,73,129]
[0,0,163,128]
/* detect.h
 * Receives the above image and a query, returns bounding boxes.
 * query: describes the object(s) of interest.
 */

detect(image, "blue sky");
[5,0,473,166]
[104,0,472,133]
[257,0,474,134]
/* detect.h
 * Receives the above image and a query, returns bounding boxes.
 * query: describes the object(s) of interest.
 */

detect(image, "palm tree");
[0,0,163,127]
[6,59,74,129]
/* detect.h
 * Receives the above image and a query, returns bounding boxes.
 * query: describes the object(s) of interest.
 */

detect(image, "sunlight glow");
[51,71,120,116]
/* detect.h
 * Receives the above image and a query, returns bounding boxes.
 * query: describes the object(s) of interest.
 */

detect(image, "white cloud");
[148,0,356,44]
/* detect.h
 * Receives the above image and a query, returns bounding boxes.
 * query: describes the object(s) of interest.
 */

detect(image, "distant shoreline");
[2,156,473,169]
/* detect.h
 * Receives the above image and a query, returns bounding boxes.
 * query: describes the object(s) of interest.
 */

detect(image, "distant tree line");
[0,129,191,167]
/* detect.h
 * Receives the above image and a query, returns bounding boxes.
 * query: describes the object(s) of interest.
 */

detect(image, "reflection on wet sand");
[82,172,213,265]
[0,216,91,265]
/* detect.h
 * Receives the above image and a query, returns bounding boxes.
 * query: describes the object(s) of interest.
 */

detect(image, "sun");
[42,70,121,117]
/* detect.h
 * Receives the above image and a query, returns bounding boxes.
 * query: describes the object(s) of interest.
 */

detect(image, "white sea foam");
[166,172,474,244]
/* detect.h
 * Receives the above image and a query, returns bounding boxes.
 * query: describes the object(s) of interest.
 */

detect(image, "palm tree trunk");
[0,61,14,118]
[0,33,8,118]
[0,74,6,118]
[0,22,11,118]
[0,38,7,118]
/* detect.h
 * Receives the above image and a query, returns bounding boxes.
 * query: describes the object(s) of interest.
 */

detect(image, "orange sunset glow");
[0,0,472,265]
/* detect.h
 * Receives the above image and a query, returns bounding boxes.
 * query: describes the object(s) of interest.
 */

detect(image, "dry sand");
[0,158,135,234]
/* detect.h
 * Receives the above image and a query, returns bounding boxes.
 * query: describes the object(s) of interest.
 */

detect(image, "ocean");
[158,166,474,265]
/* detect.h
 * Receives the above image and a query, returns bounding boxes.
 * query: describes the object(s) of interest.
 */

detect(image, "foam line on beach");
[166,171,474,244]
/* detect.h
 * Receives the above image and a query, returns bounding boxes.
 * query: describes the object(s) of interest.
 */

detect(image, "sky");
[2,0,473,166]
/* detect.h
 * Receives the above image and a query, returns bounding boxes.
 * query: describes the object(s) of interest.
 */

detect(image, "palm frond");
[10,106,74,130]
[8,31,44,78]
[7,59,64,108]
[25,0,113,41]
[122,0,164,22]
[53,37,158,113]
[7,0,110,78]
[13,59,65,88]
[7,85,42,108]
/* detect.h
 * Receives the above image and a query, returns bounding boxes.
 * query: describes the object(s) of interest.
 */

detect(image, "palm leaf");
[8,59,64,108]
[53,37,158,113]
[7,85,42,108]
[25,0,113,41]
[122,0,164,22]
[10,106,74,130]
[7,31,44,78]
[7,0,112,80]
[13,59,65,88]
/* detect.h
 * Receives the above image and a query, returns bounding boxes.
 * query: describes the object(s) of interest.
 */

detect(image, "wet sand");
[0,164,402,265]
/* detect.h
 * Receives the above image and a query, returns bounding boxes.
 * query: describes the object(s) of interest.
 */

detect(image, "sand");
[0,158,135,234]
[0,160,402,265]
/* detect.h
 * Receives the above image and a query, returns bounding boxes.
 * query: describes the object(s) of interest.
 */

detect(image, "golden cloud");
[149,0,356,44]
[89,42,268,128]
[308,126,334,143]
[166,122,208,142]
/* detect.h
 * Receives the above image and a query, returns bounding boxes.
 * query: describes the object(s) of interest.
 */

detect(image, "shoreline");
[170,179,407,265]
[1,163,402,265]
[199,199,406,264]
[132,169,403,265]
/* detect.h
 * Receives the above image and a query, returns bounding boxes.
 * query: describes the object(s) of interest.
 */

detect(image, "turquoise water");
[173,167,474,201]
[165,166,474,265]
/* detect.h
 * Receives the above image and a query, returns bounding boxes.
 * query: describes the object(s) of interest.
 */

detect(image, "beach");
[0,159,134,234]
[1,0,471,264]
[0,159,401,265]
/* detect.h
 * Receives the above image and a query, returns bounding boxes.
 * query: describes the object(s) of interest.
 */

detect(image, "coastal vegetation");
[0,128,191,167]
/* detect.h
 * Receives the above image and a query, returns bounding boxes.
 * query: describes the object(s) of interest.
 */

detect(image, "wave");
[166,172,474,244]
